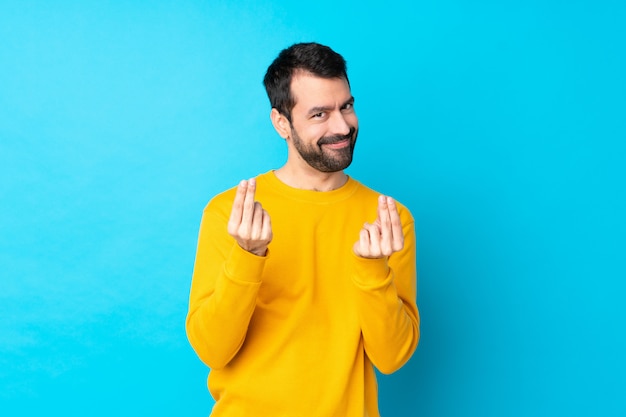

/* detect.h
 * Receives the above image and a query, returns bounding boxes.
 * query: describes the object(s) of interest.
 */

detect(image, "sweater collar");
[258,170,359,204]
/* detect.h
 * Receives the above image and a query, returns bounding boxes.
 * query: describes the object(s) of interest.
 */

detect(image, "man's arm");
[352,195,420,374]
[185,179,272,369]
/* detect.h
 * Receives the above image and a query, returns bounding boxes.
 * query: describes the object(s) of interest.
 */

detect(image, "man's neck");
[274,165,348,192]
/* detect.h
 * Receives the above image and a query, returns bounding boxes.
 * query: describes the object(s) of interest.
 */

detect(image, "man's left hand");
[353,195,404,259]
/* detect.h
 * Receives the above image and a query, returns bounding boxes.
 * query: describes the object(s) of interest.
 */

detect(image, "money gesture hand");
[227,178,272,256]
[353,195,404,259]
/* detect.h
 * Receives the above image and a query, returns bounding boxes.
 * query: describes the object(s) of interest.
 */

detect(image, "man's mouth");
[318,128,356,149]
[321,138,351,149]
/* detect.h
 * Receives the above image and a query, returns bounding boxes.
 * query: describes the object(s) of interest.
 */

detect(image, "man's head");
[263,42,350,122]
[265,43,358,173]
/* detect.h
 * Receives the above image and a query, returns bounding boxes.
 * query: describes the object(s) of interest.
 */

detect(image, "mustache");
[317,127,357,146]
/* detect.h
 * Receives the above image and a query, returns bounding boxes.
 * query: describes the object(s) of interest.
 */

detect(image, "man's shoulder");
[350,178,380,197]
[207,184,238,206]
[203,172,271,214]
[351,178,414,223]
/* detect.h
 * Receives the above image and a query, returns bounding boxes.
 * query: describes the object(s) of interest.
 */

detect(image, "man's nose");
[329,111,352,136]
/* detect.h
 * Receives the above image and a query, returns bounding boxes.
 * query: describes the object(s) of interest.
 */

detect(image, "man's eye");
[342,103,354,111]
[312,112,325,118]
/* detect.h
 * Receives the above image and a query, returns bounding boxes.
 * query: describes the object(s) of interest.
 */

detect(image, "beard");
[291,126,358,173]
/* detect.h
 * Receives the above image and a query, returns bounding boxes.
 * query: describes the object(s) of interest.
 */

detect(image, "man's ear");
[270,108,291,139]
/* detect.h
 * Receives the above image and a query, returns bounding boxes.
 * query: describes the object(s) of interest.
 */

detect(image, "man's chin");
[321,155,353,172]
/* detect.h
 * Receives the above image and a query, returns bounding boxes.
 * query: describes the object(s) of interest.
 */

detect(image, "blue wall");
[1,1,624,415]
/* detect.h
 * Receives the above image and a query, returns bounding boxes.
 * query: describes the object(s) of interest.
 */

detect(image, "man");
[186,42,419,417]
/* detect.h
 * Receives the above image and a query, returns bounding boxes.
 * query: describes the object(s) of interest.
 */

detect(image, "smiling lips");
[321,138,351,150]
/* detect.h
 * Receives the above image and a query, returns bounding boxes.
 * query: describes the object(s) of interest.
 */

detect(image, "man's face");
[287,72,359,173]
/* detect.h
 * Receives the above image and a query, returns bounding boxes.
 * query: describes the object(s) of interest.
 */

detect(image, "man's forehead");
[290,72,351,106]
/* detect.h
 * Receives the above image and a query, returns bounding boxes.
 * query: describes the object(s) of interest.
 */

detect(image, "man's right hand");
[227,178,273,256]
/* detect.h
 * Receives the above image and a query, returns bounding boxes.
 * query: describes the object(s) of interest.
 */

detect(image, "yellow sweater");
[186,171,419,417]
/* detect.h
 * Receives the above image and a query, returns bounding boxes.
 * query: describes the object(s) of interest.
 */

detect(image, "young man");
[186,42,420,417]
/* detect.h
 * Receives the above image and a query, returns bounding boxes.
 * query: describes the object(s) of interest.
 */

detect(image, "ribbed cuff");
[224,243,268,284]
[351,253,391,289]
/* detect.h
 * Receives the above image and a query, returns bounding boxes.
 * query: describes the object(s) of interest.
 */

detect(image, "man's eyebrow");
[307,105,334,115]
[307,97,355,115]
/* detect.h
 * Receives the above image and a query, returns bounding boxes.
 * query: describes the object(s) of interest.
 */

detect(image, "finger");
[261,209,272,242]
[387,196,404,252]
[363,222,381,256]
[240,178,257,228]
[377,195,393,255]
[250,202,264,239]
[228,180,248,234]
[354,227,370,257]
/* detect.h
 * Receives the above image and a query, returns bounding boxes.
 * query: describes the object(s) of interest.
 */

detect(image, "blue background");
[1,1,624,415]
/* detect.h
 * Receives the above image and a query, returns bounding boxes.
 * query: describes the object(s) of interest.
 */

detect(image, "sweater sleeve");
[351,213,420,374]
[185,206,267,370]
